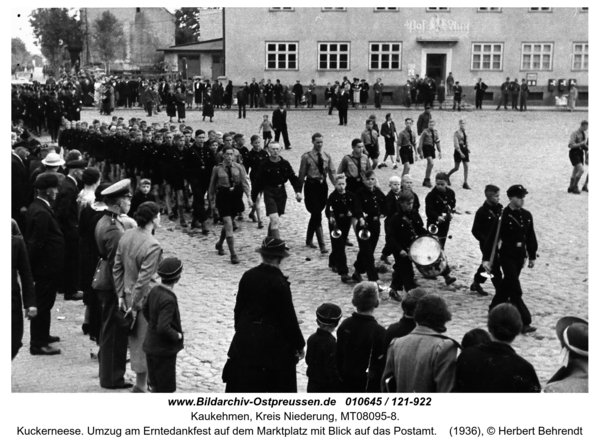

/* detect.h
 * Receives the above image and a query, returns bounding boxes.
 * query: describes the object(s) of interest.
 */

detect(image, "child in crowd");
[325,175,355,283]
[247,135,269,229]
[128,178,157,217]
[305,303,343,393]
[259,115,274,149]
[336,282,386,392]
[383,287,427,356]
[380,175,402,265]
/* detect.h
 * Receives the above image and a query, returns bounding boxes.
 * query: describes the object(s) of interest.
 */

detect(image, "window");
[572,43,588,71]
[374,7,399,11]
[521,43,553,70]
[369,42,401,70]
[426,7,450,12]
[269,7,294,11]
[318,42,350,70]
[322,7,346,11]
[265,42,298,70]
[136,7,141,13]
[477,7,501,12]
[212,55,221,64]
[529,7,551,12]
[472,43,503,70]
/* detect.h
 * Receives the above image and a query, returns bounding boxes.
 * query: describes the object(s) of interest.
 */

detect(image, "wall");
[199,8,223,42]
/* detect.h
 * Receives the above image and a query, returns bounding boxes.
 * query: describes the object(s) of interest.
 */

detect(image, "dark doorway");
[426,54,447,86]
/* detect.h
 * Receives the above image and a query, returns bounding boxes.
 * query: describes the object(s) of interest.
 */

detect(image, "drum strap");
[402,215,417,239]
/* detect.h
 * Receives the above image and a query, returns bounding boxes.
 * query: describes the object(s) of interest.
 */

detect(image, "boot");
[306,227,317,248]
[226,236,239,264]
[444,274,457,286]
[215,229,226,255]
[191,218,202,229]
[463,183,471,190]
[178,209,188,227]
[200,221,210,235]
[315,227,329,253]
[568,177,575,193]
[470,281,489,296]
[340,274,352,283]
[423,177,432,188]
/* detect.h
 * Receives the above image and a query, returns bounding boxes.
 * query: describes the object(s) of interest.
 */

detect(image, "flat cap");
[82,168,101,186]
[66,158,88,169]
[507,184,528,198]
[316,303,342,326]
[157,257,183,281]
[101,179,132,198]
[34,172,59,189]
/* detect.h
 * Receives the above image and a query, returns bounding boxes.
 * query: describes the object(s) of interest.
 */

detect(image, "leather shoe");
[470,282,489,296]
[351,272,363,283]
[30,345,61,355]
[340,274,351,283]
[521,325,537,334]
[444,275,457,286]
[64,291,84,301]
[103,382,134,390]
[47,335,61,344]
[306,242,317,249]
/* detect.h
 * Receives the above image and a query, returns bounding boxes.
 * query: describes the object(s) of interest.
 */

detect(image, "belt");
[306,177,324,184]
[266,184,285,188]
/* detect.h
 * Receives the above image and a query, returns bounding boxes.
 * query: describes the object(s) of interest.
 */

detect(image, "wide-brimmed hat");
[556,316,588,356]
[42,153,65,167]
[255,237,290,258]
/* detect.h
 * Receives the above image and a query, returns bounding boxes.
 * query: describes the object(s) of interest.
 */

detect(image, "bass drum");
[408,235,448,278]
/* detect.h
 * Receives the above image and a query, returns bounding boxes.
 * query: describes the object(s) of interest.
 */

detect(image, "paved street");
[12,104,588,393]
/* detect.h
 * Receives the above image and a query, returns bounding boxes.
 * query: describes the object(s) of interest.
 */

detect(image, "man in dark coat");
[12,144,30,235]
[519,78,529,112]
[224,238,305,393]
[474,78,488,109]
[53,158,88,301]
[496,77,511,110]
[249,78,259,108]
[236,86,247,119]
[184,130,215,233]
[510,78,520,110]
[93,179,134,389]
[25,173,65,355]
[337,86,350,126]
[272,102,291,149]
[292,80,303,108]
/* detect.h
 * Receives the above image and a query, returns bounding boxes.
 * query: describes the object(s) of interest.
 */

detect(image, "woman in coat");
[175,87,186,123]
[224,80,233,109]
[165,90,177,122]
[360,80,369,109]
[202,89,214,122]
[113,201,163,393]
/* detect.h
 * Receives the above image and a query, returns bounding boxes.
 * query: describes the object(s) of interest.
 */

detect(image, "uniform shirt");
[298,149,336,184]
[482,206,537,261]
[245,149,269,182]
[385,189,421,220]
[453,129,468,152]
[325,190,355,220]
[184,144,215,181]
[418,128,441,150]
[254,157,301,193]
[337,154,370,181]
[380,120,397,141]
[397,128,416,148]
[568,129,588,150]
[472,201,503,247]
[425,187,456,225]
[208,162,251,204]
[386,207,427,253]
[361,128,379,148]
[416,111,431,135]
[354,186,387,221]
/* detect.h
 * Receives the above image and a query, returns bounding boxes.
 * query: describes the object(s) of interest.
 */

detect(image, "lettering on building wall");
[404,15,470,36]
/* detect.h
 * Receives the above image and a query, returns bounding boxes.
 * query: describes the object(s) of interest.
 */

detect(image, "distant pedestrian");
[474,78,487,109]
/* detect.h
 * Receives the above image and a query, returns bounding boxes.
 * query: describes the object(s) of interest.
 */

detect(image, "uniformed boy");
[326,175,355,283]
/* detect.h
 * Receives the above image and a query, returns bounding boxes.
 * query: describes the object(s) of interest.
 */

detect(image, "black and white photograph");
[8,2,593,444]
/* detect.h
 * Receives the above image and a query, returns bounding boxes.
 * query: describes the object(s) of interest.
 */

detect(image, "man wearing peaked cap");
[305,302,343,392]
[223,236,305,392]
[25,172,65,356]
[544,317,588,393]
[54,155,89,301]
[143,257,185,392]
[482,184,538,334]
[101,179,132,199]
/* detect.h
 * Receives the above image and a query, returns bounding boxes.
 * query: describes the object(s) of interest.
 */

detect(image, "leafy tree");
[12,38,31,71]
[175,8,200,45]
[91,11,125,74]
[29,8,82,75]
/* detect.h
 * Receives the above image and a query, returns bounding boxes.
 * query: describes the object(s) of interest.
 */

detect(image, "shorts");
[364,144,380,160]
[399,146,414,165]
[263,185,287,216]
[262,131,272,141]
[385,139,396,156]
[165,174,185,191]
[422,145,436,160]
[569,148,584,166]
[216,186,244,218]
[453,148,470,163]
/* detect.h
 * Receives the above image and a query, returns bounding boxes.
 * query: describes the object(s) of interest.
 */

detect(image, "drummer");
[386,190,427,301]
[325,174,355,283]
[425,172,457,286]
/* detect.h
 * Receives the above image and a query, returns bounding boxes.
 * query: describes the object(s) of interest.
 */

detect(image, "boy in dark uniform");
[425,172,457,286]
[128,179,157,218]
[483,185,538,334]
[470,185,503,296]
[305,303,343,393]
[246,135,270,229]
[326,175,355,283]
[352,170,387,283]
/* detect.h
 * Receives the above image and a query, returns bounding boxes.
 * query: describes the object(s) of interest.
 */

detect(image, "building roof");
[157,38,223,53]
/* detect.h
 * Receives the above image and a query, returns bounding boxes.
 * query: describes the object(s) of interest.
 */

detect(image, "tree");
[29,8,82,75]
[12,38,31,72]
[175,8,200,45]
[91,11,125,74]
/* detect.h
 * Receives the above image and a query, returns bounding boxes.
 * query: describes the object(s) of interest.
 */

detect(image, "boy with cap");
[336,282,386,392]
[482,185,538,334]
[143,257,185,393]
[305,303,343,392]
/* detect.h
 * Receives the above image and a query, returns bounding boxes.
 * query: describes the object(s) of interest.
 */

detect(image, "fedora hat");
[42,153,65,167]
[556,316,588,356]
[255,237,290,258]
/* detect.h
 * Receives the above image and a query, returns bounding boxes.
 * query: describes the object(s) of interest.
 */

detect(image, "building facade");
[224,7,588,104]
[81,7,176,73]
